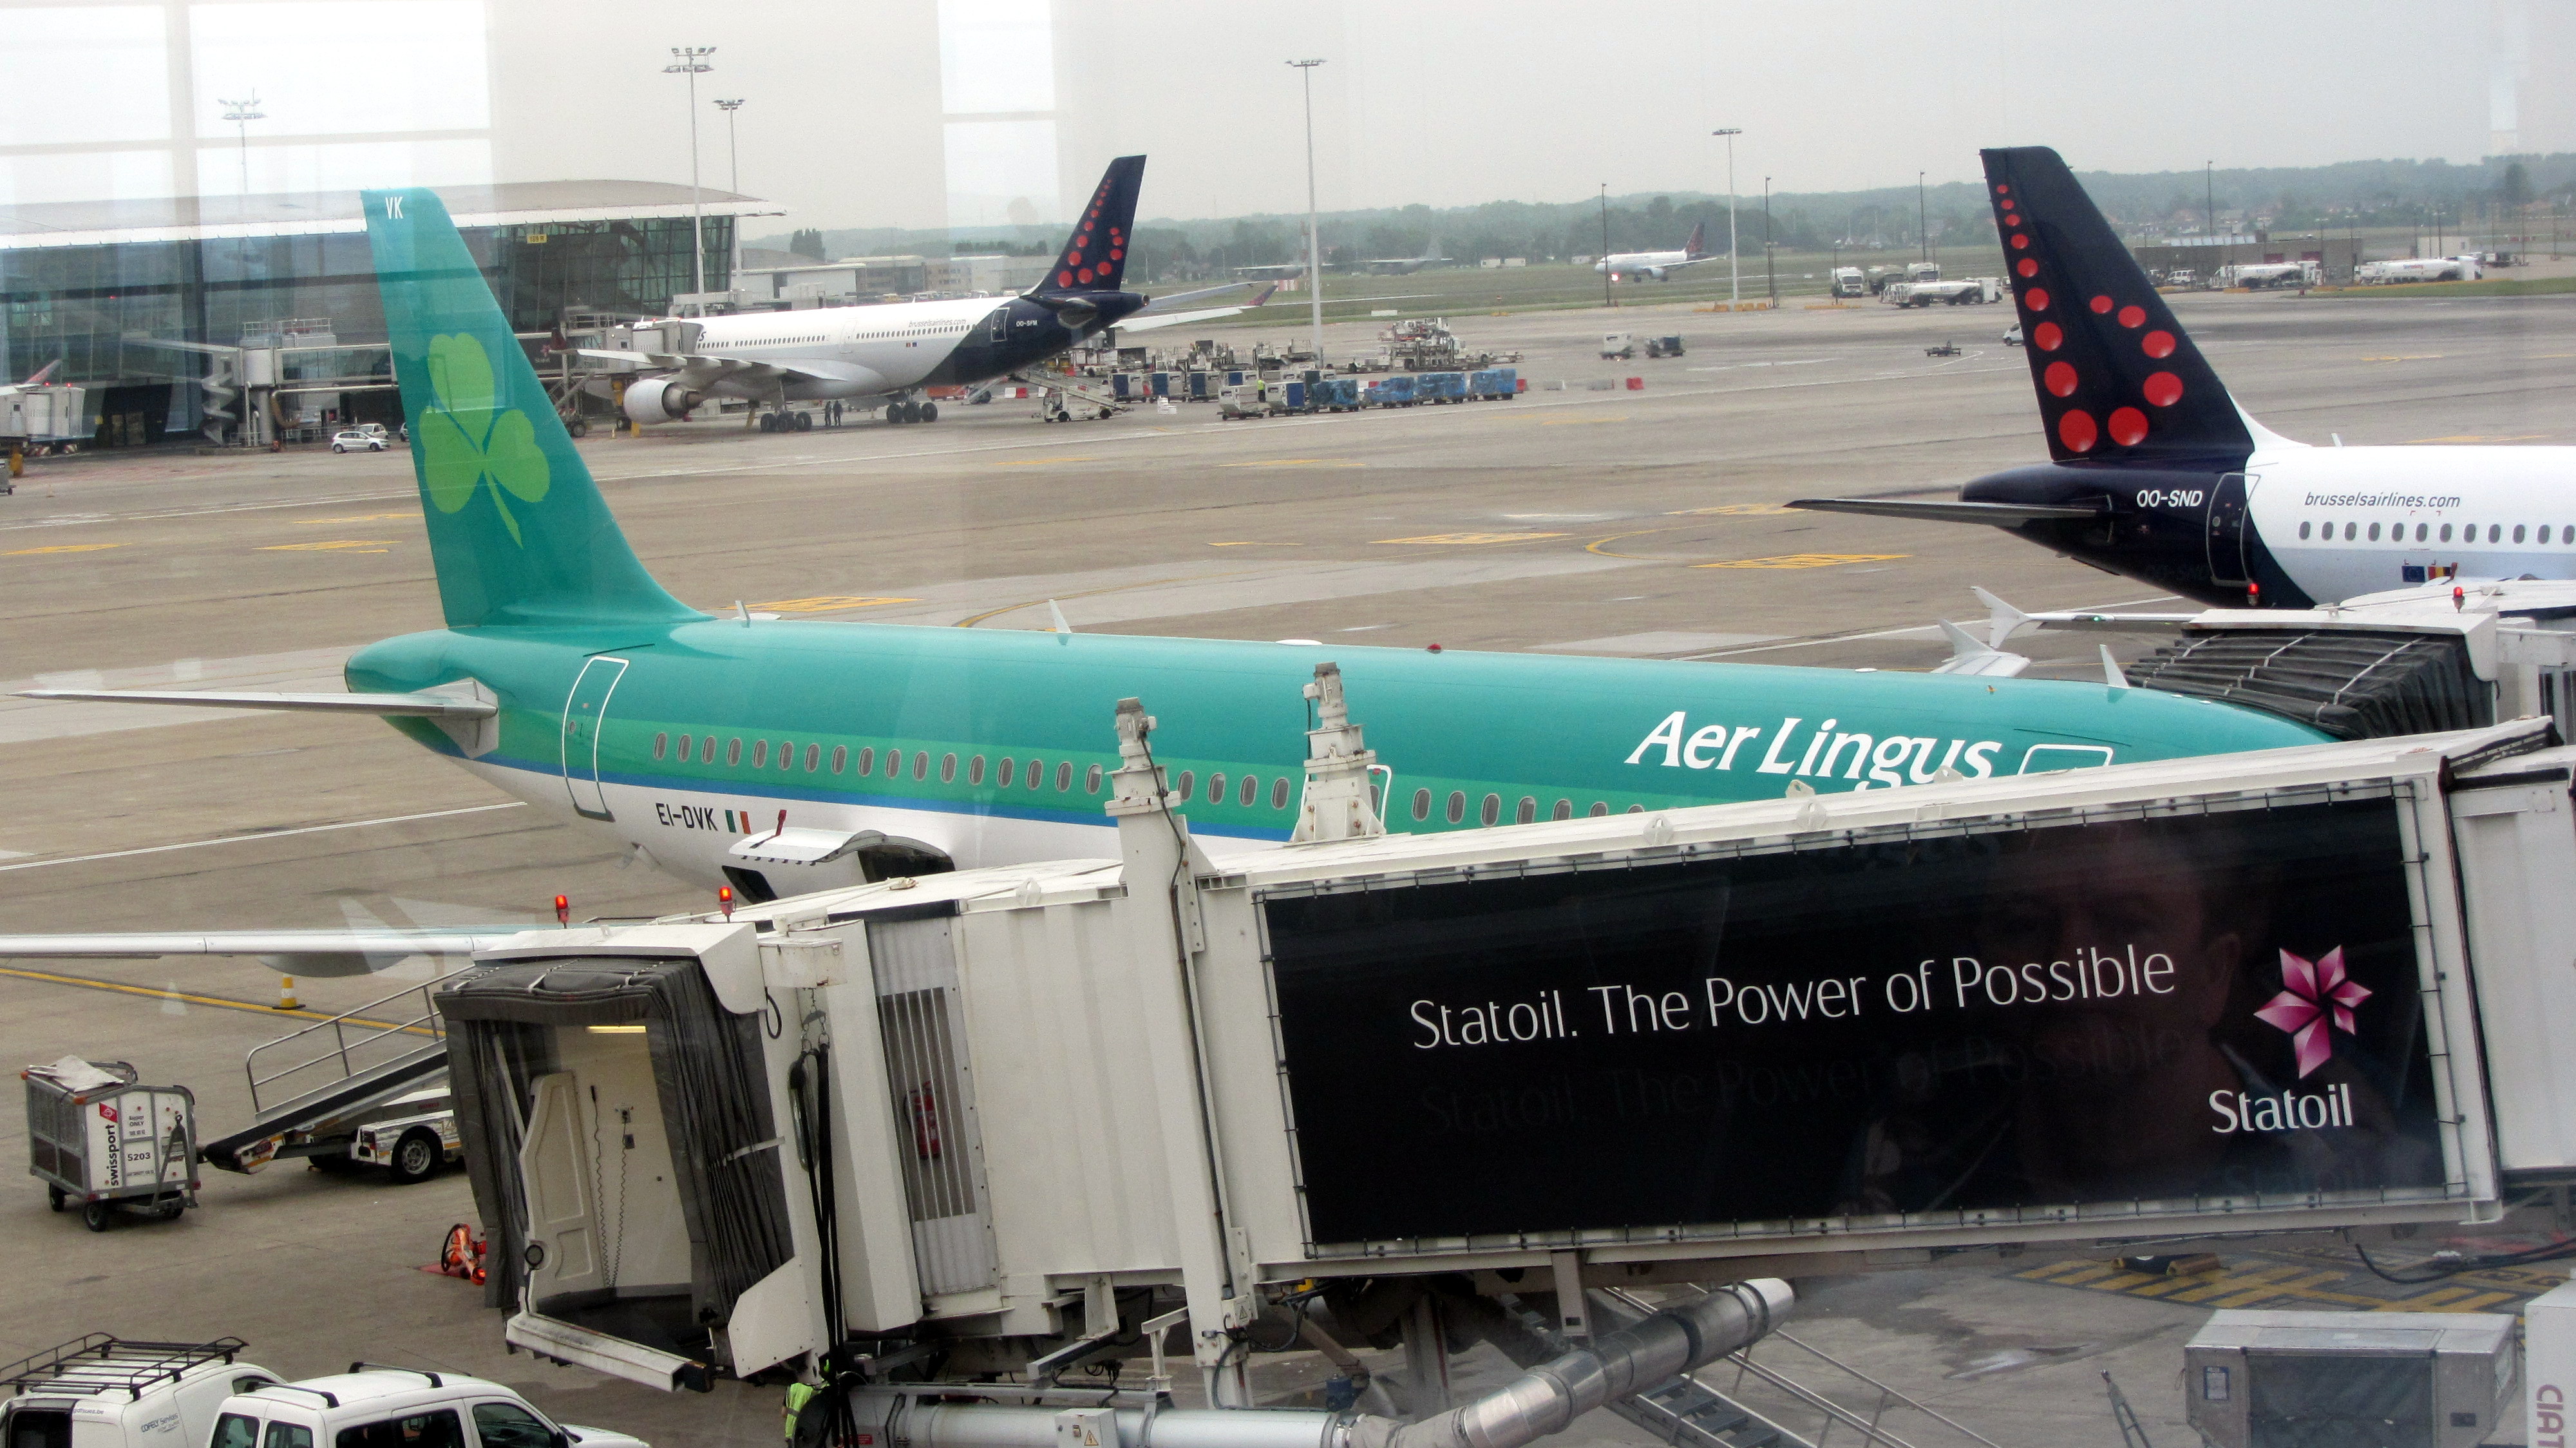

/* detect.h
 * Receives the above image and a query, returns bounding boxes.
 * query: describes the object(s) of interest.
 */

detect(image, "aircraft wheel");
[795,411,813,432]
[918,403,938,424]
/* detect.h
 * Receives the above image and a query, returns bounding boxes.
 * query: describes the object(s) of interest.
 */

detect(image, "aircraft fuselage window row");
[1414,786,1644,826]
[647,733,1318,811]
[2301,520,2570,545]
[641,732,1667,825]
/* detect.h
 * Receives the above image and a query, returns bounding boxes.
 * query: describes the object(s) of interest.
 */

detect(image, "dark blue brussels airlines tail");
[1786,147,2301,607]
[1036,155,1144,296]
[1982,146,2250,464]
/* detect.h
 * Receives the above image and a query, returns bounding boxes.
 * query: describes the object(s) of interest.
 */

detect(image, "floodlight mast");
[219,95,264,198]
[716,98,744,283]
[664,46,716,307]
[1712,129,1742,308]
[1288,59,1327,365]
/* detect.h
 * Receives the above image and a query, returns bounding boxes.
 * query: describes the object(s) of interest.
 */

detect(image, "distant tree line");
[753,152,2576,281]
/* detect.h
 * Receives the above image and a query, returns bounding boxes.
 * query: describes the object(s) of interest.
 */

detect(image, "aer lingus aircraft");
[9,186,2331,968]
[1790,146,2576,609]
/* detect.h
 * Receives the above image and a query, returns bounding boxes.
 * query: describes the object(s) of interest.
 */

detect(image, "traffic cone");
[275,975,301,1011]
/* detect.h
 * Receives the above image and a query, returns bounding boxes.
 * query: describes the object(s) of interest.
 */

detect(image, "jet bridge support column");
[1107,697,1256,1405]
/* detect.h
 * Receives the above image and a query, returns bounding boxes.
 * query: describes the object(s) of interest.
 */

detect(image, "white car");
[330,430,389,453]
[2003,323,2024,347]
[211,1369,649,1448]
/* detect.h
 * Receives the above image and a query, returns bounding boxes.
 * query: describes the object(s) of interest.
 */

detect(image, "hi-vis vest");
[784,1382,819,1442]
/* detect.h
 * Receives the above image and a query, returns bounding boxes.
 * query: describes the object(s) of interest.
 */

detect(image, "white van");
[0,1335,282,1448]
[208,1370,648,1448]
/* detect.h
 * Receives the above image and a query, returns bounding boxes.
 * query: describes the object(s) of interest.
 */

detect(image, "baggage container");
[23,1058,198,1231]
[1363,374,1416,406]
[1415,371,1466,403]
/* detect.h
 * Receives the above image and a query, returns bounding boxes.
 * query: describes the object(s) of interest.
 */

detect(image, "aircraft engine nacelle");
[621,377,699,426]
[1640,266,1667,281]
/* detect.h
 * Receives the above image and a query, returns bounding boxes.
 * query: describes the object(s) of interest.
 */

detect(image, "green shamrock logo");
[418,333,549,544]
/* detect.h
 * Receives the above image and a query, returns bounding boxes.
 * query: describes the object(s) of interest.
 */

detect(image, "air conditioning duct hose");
[891,1280,1790,1448]
[1342,1279,1793,1448]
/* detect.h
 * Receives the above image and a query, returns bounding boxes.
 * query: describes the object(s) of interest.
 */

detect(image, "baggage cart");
[24,1058,198,1231]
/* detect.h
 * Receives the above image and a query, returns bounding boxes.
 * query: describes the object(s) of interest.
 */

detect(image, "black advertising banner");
[1264,799,2443,1247]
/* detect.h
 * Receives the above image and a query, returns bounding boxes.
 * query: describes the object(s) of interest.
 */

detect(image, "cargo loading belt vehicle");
[410,662,2576,1442]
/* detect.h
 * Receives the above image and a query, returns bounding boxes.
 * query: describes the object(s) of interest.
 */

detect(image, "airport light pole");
[1600,184,1613,308]
[1763,176,1775,303]
[1917,171,1927,263]
[1287,59,1326,364]
[219,94,263,197]
[1712,129,1742,307]
[715,98,744,287]
[665,46,716,308]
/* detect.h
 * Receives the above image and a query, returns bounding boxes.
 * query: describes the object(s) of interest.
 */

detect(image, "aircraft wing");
[15,688,495,718]
[1118,301,1273,334]
[0,929,534,975]
[1787,497,2107,526]
[1136,280,1267,312]
[570,349,880,390]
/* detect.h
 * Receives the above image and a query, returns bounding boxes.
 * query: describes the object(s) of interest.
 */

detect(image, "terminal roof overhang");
[0,180,782,252]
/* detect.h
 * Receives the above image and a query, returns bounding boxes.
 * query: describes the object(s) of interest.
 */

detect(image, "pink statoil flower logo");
[2256,947,2371,1078]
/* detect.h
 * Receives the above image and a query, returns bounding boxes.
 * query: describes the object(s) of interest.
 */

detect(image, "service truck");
[1829,267,1867,298]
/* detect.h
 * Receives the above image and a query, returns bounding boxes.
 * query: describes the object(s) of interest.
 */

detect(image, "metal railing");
[1608,1289,2005,1448]
[244,967,475,1118]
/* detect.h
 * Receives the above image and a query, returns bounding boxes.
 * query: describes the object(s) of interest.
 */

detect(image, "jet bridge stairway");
[198,968,473,1172]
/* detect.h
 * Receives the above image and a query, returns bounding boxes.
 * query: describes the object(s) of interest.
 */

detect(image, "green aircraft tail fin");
[361,187,701,630]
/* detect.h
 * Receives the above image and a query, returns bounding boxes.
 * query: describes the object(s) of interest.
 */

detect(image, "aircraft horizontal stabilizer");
[1786,497,2106,526]
[15,688,497,718]
[0,929,531,975]
[1927,618,2032,677]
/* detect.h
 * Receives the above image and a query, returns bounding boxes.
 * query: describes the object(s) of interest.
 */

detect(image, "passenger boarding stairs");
[1005,367,1129,417]
[198,968,471,1172]
[1494,1288,2002,1448]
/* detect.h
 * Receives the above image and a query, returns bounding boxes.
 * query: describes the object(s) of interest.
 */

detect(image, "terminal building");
[0,181,772,446]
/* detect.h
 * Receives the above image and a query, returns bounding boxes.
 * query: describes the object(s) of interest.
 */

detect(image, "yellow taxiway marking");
[1374,531,1567,546]
[1222,459,1365,468]
[6,543,120,555]
[1669,504,1797,517]
[2402,433,2549,444]
[260,540,397,552]
[298,512,421,524]
[1696,553,1909,569]
[0,965,423,1031]
[994,457,1098,466]
[755,595,922,613]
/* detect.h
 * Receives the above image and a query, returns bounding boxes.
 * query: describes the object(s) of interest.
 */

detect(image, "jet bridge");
[431,669,2576,1424]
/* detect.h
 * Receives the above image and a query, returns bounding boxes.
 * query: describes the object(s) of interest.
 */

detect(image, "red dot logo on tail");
[2059,410,2099,452]
[2044,361,2079,397]
[2144,372,2183,406]
[2108,408,2148,446]
[2143,330,2177,359]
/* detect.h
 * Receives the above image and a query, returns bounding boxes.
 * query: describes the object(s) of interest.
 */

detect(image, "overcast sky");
[482,0,2562,235]
[0,1,2562,231]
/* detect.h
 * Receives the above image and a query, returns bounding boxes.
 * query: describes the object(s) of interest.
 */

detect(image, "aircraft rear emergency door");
[561,655,629,821]
[2208,473,2254,588]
